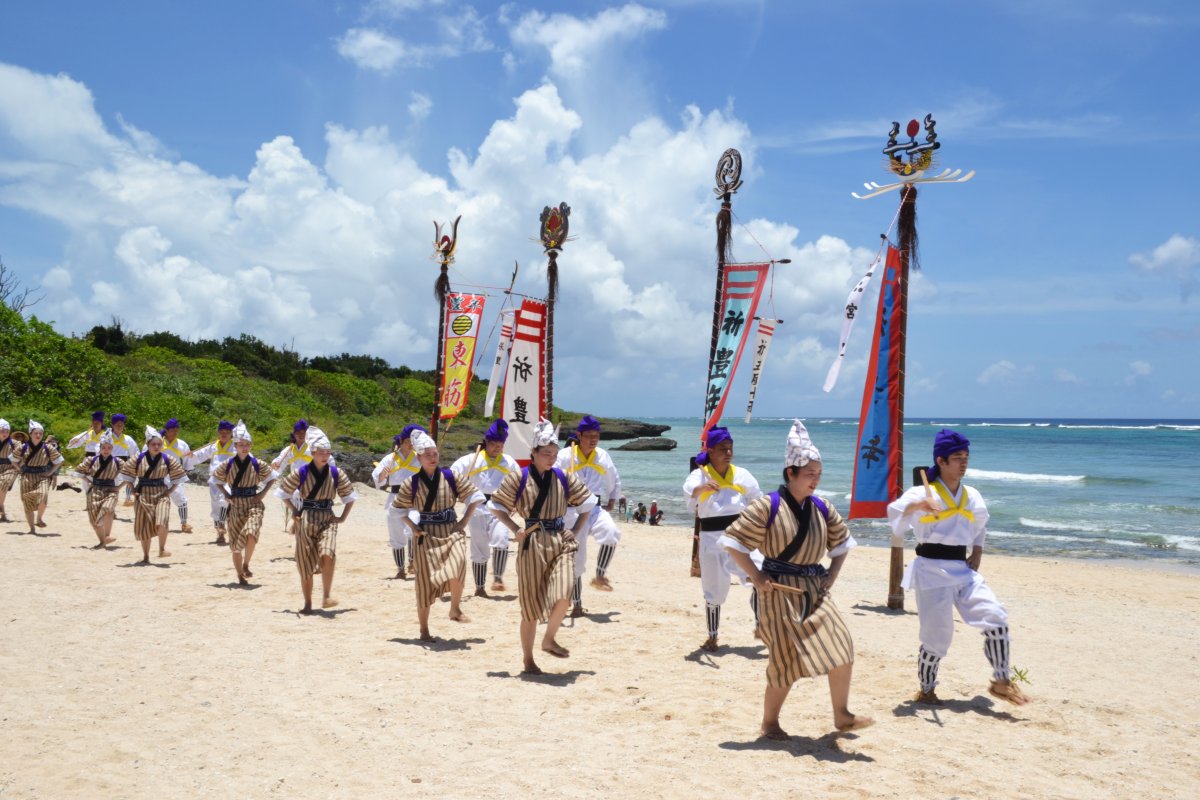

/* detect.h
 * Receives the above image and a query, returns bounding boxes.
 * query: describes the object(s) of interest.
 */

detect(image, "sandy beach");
[2,481,1198,800]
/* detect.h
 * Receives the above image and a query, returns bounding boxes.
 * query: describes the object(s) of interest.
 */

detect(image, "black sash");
[775,487,813,564]
[230,486,258,498]
[699,514,740,532]
[92,478,117,488]
[296,465,331,516]
[916,543,968,561]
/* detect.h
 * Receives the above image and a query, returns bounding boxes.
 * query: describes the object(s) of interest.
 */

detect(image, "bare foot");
[541,640,569,658]
[92,541,105,550]
[123,498,134,507]
[301,605,314,615]
[760,724,790,741]
[406,562,416,575]
[590,576,613,592]
[394,570,405,579]
[569,604,586,619]
[215,537,226,545]
[242,565,253,578]
[491,580,506,592]
[834,714,875,732]
[450,610,470,623]
[989,679,1031,706]
[700,636,719,653]
[913,689,941,705]
[753,627,763,641]
[238,576,249,586]
[419,631,436,643]
[181,524,193,533]
[36,520,47,528]
[322,597,338,609]
[103,536,116,545]
[140,557,150,565]
[158,550,171,558]
[473,586,488,598]
[522,662,544,675]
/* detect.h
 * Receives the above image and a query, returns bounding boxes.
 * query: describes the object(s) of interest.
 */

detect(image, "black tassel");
[898,185,920,270]
[715,204,733,266]
[434,266,450,304]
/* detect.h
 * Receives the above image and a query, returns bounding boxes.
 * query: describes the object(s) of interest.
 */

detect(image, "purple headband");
[696,427,732,466]
[400,424,427,441]
[164,418,180,429]
[393,434,405,447]
[485,419,509,443]
[294,419,309,433]
[928,429,970,482]
[111,414,126,424]
[577,415,601,433]
[91,410,105,422]
[217,420,234,431]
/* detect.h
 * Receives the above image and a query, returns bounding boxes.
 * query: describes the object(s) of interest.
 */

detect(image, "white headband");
[232,420,252,443]
[411,431,437,454]
[29,419,44,433]
[532,418,560,448]
[144,425,163,443]
[785,419,821,468]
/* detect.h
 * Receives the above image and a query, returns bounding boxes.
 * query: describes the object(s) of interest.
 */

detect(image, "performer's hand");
[751,572,773,594]
[820,572,838,594]
[967,548,982,571]
[909,498,944,515]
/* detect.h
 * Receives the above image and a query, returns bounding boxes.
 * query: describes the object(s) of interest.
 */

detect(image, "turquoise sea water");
[607,417,1200,569]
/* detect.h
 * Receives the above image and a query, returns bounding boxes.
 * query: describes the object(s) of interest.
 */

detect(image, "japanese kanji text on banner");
[500,298,547,466]
[438,292,486,420]
[702,262,770,438]
[744,318,780,423]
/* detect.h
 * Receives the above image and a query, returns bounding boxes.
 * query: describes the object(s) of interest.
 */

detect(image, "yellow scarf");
[569,444,606,476]
[388,450,419,476]
[469,451,511,478]
[919,481,975,524]
[698,464,744,503]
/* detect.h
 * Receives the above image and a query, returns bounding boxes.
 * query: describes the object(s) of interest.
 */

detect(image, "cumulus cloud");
[977,360,1017,385]
[1130,234,1200,301]
[408,92,433,122]
[509,4,668,79]
[336,4,491,72]
[0,58,870,414]
[1124,360,1153,385]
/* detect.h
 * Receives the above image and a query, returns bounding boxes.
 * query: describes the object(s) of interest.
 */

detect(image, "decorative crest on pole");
[539,203,571,254]
[852,114,974,199]
[713,148,743,197]
[432,215,461,265]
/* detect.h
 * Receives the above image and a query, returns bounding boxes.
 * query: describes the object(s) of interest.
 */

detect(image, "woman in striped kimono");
[274,433,356,614]
[393,430,483,642]
[489,419,597,675]
[75,430,121,547]
[118,426,188,564]
[17,420,64,533]
[722,420,873,739]
[0,419,18,523]
[211,421,277,585]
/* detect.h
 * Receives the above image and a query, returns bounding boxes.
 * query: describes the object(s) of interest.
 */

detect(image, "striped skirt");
[133,488,172,542]
[20,474,53,513]
[294,510,338,580]
[414,526,467,609]
[759,574,854,687]
[0,467,16,492]
[86,486,119,527]
[517,530,578,623]
[226,498,265,553]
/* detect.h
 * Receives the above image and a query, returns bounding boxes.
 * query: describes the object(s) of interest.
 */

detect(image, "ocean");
[607,417,1200,570]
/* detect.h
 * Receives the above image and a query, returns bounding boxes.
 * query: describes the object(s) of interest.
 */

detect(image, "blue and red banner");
[701,262,770,441]
[849,246,904,519]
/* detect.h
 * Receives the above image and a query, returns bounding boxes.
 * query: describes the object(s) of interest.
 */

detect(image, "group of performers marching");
[1,409,1028,738]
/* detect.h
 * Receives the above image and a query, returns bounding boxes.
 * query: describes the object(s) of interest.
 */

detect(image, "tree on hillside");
[0,257,43,314]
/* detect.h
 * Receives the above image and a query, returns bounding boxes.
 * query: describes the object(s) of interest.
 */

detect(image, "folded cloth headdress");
[785,419,821,468]
[98,430,114,446]
[577,415,602,433]
[217,420,234,432]
[532,418,560,448]
[308,433,332,452]
[484,419,509,443]
[411,430,437,455]
[0,419,10,431]
[144,425,163,443]
[928,429,970,482]
[91,410,105,423]
[29,419,44,433]
[232,420,252,443]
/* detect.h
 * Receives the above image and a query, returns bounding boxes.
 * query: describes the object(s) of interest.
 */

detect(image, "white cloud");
[335,28,411,72]
[1130,234,1200,300]
[509,4,668,79]
[1123,360,1153,386]
[977,360,1017,385]
[408,92,433,121]
[0,61,872,414]
[1055,368,1081,384]
[336,6,491,72]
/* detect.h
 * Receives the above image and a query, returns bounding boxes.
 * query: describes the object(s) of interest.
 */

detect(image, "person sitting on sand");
[393,430,483,641]
[118,426,188,564]
[887,429,1030,707]
[74,430,122,548]
[275,433,356,613]
[722,420,872,738]
[648,500,663,526]
[488,419,597,675]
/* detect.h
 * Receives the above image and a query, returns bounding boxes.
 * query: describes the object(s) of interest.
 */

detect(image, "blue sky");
[1,0,1197,419]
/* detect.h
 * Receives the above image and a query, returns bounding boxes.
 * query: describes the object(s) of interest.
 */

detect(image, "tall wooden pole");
[539,203,570,423]
[430,216,461,443]
[887,184,917,609]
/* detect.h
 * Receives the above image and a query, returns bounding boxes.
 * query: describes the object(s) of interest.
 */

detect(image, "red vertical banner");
[702,262,770,440]
[500,298,547,466]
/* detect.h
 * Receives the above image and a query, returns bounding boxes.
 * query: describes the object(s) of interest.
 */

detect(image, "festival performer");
[65,410,106,461]
[16,420,64,533]
[450,419,519,596]
[159,419,193,532]
[683,426,763,652]
[489,419,597,675]
[275,432,356,613]
[887,429,1030,706]
[721,420,872,738]
[74,430,122,547]
[108,414,140,506]
[211,421,277,586]
[0,419,18,523]
[118,426,188,564]
[189,420,237,544]
[370,424,423,578]
[393,431,483,641]
[271,420,335,533]
[555,415,623,618]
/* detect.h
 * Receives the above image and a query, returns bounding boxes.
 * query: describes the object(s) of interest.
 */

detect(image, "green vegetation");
[0,308,500,455]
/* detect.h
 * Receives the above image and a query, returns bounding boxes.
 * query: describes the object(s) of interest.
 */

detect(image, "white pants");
[468,511,508,564]
[169,482,188,508]
[565,506,621,578]
[207,481,229,524]
[385,501,411,549]
[915,571,1008,657]
[699,529,749,606]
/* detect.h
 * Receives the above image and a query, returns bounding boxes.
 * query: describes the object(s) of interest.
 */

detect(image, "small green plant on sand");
[1010,665,1031,684]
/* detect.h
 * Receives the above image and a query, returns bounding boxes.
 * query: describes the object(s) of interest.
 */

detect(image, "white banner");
[744,318,780,423]
[500,299,546,466]
[483,309,515,417]
[823,252,882,393]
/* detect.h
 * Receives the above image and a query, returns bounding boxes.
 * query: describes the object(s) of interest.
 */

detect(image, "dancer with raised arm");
[189,420,237,544]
